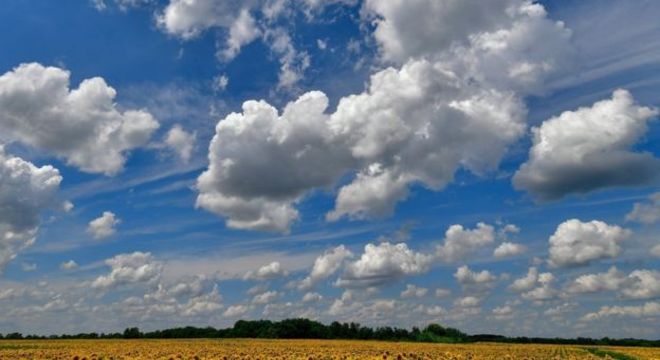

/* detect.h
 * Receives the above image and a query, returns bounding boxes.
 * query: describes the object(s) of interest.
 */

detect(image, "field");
[0,339,658,360]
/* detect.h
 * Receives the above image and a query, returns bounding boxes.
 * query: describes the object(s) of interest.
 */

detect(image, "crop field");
[0,339,658,360]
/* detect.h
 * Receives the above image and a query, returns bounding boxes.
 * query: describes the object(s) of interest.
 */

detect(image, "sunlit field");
[0,339,658,359]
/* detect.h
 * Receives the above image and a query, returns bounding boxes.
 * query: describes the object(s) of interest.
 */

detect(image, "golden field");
[0,339,658,360]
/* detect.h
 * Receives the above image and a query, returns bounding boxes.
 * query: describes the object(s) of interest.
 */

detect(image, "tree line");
[0,318,657,347]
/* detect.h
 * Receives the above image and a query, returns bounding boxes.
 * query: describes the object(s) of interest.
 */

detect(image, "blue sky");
[0,0,658,338]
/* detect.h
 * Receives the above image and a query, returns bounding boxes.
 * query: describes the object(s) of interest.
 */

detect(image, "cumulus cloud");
[509,267,539,292]
[165,124,196,163]
[223,304,250,318]
[156,0,245,40]
[493,242,527,258]
[60,260,78,270]
[298,245,352,290]
[435,288,452,299]
[0,148,62,273]
[91,252,163,290]
[196,0,572,232]
[454,265,497,291]
[243,261,288,281]
[302,292,322,303]
[521,272,558,301]
[567,267,660,300]
[336,242,433,288]
[222,9,261,61]
[400,284,428,299]
[582,301,660,321]
[626,192,660,224]
[454,296,481,308]
[87,211,120,239]
[547,219,631,268]
[252,290,279,304]
[653,245,660,258]
[0,63,159,175]
[436,223,495,262]
[514,90,659,200]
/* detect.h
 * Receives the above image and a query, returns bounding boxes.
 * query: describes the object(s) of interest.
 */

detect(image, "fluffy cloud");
[252,290,279,304]
[454,265,497,291]
[222,9,261,61]
[0,63,159,175]
[243,261,288,281]
[547,219,631,268]
[509,267,539,292]
[653,245,660,258]
[91,252,163,290]
[197,0,572,232]
[493,242,527,258]
[156,0,245,40]
[400,284,428,299]
[336,242,433,288]
[223,304,250,318]
[165,124,196,163]
[436,223,495,262]
[567,267,660,300]
[514,90,659,200]
[582,302,660,321]
[60,260,78,270]
[298,245,352,290]
[87,211,120,239]
[0,148,62,273]
[521,272,558,301]
[626,193,660,224]
[302,292,322,303]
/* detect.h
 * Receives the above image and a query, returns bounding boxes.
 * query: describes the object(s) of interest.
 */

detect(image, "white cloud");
[626,193,660,224]
[521,272,558,301]
[582,302,660,321]
[91,252,163,290]
[336,242,433,288]
[547,219,631,268]
[212,74,229,92]
[156,0,244,40]
[243,261,288,281]
[298,245,352,290]
[493,242,527,258]
[223,304,250,318]
[514,90,659,200]
[434,288,451,299]
[195,0,572,232]
[653,244,660,258]
[0,148,62,273]
[567,267,660,300]
[509,267,539,292]
[252,290,278,304]
[566,266,625,294]
[165,124,196,163]
[400,284,428,299]
[87,211,120,239]
[0,63,159,175]
[302,292,322,303]
[454,265,497,289]
[492,305,514,319]
[20,262,37,272]
[454,296,481,308]
[263,27,310,89]
[362,0,513,64]
[436,223,495,262]
[221,9,261,61]
[60,260,78,270]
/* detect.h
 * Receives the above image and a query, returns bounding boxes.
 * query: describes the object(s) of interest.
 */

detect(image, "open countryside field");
[0,339,658,360]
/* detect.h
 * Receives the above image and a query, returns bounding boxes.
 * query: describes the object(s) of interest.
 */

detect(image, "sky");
[0,0,658,339]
